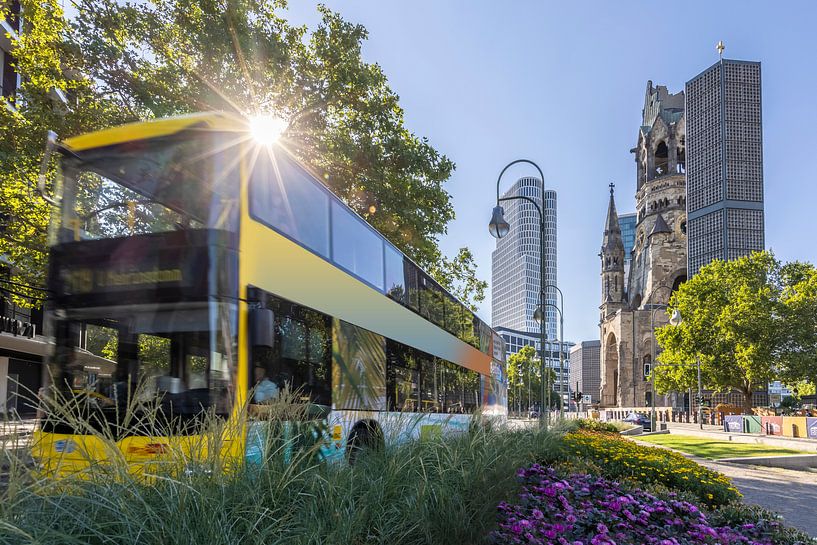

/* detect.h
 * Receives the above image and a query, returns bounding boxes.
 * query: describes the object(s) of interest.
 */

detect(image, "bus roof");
[64,112,247,152]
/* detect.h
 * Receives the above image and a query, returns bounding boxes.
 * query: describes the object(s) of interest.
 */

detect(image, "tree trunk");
[742,386,754,415]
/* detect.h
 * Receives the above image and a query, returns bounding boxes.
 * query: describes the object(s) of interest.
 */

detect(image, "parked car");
[528,404,541,419]
[622,412,653,431]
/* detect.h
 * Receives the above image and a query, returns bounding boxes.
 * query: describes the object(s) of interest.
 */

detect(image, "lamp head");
[488,205,510,238]
[533,306,544,324]
[669,309,683,326]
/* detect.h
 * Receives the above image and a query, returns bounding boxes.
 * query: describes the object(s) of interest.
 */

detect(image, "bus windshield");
[45,301,237,436]
[56,131,239,243]
[45,129,242,436]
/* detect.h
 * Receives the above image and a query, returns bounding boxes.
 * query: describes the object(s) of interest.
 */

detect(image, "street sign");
[582,394,592,404]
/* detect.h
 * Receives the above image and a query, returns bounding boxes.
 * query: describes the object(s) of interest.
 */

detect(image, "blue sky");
[285,1,817,343]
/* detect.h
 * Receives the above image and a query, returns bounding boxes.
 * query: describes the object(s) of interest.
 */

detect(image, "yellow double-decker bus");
[33,112,507,475]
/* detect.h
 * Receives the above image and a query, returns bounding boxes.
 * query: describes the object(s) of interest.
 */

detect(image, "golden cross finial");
[716,40,725,58]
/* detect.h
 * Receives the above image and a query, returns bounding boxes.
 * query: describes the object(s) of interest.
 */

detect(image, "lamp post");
[648,304,682,431]
[644,284,678,431]
[543,284,565,419]
[540,302,564,418]
[489,159,549,429]
[697,355,703,430]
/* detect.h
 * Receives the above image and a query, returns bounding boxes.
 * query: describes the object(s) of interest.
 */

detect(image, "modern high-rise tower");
[491,177,557,341]
[685,57,764,275]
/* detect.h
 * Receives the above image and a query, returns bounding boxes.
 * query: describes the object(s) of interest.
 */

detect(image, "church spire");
[602,183,624,253]
[600,183,626,311]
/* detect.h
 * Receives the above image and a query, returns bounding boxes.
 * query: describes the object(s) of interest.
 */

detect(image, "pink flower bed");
[491,465,787,545]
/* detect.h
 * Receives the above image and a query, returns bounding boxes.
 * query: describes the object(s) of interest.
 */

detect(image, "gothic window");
[654,141,668,177]
[671,274,687,294]
[677,137,686,173]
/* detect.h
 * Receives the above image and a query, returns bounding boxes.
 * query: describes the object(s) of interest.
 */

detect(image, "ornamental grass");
[0,403,566,545]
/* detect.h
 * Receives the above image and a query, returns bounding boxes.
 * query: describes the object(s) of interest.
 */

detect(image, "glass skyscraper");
[618,212,636,286]
[491,177,557,341]
[686,59,764,275]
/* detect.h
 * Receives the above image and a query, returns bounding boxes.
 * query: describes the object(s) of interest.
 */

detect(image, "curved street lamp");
[543,284,565,419]
[488,159,550,429]
[645,282,682,431]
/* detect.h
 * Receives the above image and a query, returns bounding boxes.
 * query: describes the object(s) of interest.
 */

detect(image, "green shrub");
[573,418,621,433]
[709,502,816,545]
[557,430,741,507]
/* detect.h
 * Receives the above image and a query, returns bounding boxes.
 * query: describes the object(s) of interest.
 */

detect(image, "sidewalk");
[632,436,817,537]
[701,457,817,537]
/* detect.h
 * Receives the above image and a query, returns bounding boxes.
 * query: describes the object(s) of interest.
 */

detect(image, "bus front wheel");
[346,419,384,465]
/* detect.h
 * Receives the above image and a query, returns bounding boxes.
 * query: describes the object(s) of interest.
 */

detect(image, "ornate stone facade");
[599,82,688,409]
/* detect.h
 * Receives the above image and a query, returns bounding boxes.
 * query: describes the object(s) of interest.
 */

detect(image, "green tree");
[0,0,128,305]
[505,345,559,414]
[655,252,784,414]
[779,265,817,385]
[429,247,488,312]
[1,0,488,310]
[70,0,457,270]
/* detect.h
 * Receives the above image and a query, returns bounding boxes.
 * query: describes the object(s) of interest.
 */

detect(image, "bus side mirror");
[37,131,59,206]
[249,307,274,349]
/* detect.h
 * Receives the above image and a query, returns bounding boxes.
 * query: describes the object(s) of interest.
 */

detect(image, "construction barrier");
[762,416,783,436]
[782,416,808,438]
[743,415,762,433]
[723,415,742,433]
[807,417,817,439]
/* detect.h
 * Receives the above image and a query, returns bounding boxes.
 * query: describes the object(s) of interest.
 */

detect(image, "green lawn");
[635,434,811,460]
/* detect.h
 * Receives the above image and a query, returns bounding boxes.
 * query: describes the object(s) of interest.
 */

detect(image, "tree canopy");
[0,0,487,310]
[654,251,817,414]
[506,345,559,412]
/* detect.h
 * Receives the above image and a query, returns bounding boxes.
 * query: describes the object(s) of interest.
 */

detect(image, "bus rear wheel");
[346,419,384,465]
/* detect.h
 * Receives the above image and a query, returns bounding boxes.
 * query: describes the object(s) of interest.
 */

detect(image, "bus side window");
[250,294,332,408]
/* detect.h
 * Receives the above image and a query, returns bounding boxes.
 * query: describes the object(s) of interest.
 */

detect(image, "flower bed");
[491,465,809,545]
[562,430,739,507]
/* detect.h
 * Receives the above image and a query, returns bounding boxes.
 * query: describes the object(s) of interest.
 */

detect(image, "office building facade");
[569,340,601,404]
[618,212,636,285]
[491,177,557,341]
[685,59,764,275]
[1,1,20,101]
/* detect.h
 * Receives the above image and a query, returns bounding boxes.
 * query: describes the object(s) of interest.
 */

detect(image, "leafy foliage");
[506,345,560,412]
[0,0,130,305]
[1,0,488,311]
[69,0,457,269]
[654,252,817,413]
[779,266,817,386]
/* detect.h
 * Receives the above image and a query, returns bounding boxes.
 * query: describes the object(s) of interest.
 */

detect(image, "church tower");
[600,183,625,320]
[598,80,688,410]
